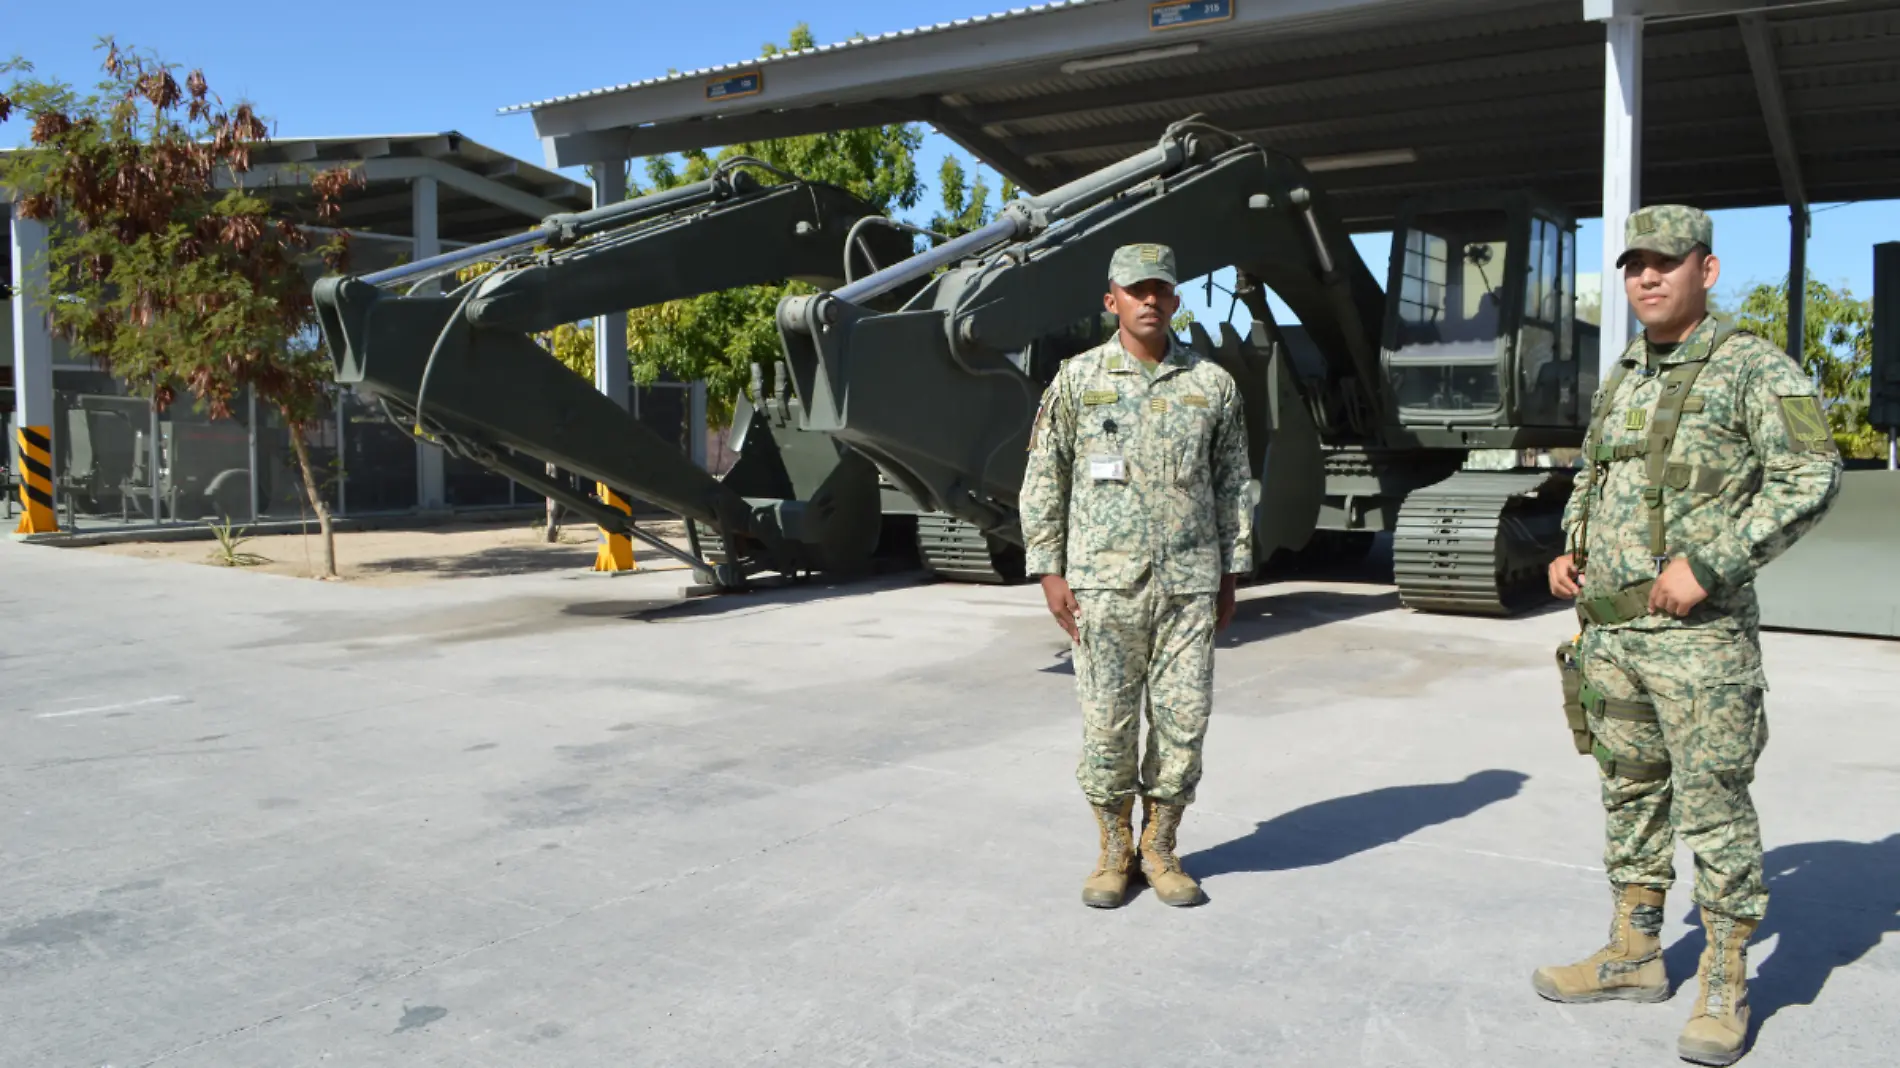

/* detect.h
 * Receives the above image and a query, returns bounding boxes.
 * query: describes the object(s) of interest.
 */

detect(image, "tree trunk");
[543,461,561,542]
[287,429,338,579]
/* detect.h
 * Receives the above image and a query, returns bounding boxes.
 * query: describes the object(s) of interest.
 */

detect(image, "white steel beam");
[593,162,630,413]
[7,204,54,437]
[1597,13,1643,362]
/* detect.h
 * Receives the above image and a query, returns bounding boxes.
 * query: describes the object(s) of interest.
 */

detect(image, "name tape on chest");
[1088,454,1127,482]
[1082,389,1119,406]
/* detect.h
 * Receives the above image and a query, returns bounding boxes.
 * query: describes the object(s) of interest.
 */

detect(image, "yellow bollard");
[13,426,58,535]
[592,482,637,572]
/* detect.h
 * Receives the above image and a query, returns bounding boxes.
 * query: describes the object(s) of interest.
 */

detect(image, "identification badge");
[1088,454,1127,482]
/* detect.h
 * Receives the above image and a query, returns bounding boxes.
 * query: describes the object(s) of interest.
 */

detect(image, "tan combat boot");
[1082,797,1135,908]
[1137,797,1203,907]
[1677,910,1758,1066]
[1532,884,1669,1003]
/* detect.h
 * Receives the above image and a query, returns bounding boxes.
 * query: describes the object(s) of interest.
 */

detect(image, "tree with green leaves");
[601,24,925,431]
[1733,274,1880,458]
[928,155,1019,239]
[1,42,361,575]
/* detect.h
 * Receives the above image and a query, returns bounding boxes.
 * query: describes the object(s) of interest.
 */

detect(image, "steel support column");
[689,380,708,469]
[592,161,630,411]
[591,160,638,570]
[412,175,447,510]
[412,174,448,505]
[1598,14,1643,365]
[9,203,58,533]
[1739,11,1811,367]
[1788,207,1808,367]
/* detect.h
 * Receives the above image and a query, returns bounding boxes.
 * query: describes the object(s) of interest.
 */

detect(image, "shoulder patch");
[1776,394,1835,453]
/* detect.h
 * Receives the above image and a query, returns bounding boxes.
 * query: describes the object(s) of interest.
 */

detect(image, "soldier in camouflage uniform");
[1536,205,1841,1066]
[1019,243,1255,910]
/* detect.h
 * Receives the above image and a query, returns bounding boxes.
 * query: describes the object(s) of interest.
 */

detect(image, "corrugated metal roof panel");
[499,1,1114,114]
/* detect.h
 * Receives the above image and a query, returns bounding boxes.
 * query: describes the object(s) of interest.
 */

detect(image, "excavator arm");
[774,122,1384,556]
[313,159,920,587]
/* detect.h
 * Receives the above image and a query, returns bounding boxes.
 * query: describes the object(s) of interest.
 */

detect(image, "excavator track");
[1392,468,1576,616]
[917,514,1025,585]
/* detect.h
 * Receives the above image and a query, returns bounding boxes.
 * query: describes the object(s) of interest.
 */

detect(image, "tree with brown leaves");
[1,42,361,577]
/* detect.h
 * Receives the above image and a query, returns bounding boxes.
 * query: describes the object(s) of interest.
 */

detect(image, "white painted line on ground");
[36,695,189,720]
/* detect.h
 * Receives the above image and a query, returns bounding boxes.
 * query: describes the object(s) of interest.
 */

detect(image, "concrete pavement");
[2,538,1895,1067]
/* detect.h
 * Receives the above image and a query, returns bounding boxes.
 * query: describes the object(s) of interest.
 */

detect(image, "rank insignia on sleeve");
[1777,394,1836,453]
[1624,409,1647,431]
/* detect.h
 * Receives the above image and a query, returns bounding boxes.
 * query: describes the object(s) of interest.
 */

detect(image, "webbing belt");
[1580,685,1658,723]
[1593,741,1671,782]
[1577,580,1655,627]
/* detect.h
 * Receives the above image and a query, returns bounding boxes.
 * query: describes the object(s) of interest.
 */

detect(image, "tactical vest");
[1573,312,1744,626]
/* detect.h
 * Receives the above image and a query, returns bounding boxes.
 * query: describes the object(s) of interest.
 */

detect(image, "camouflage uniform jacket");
[1562,313,1843,632]
[1020,333,1254,593]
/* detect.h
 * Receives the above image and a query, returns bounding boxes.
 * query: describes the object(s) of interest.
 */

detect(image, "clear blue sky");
[8,0,1894,328]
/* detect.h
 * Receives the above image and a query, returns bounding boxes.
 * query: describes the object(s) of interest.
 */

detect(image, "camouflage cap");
[1616,205,1713,267]
[1108,243,1177,288]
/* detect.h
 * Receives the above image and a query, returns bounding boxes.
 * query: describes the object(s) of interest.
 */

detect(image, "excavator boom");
[313,160,918,587]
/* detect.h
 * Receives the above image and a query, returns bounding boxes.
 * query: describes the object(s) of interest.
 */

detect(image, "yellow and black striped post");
[593,482,638,572]
[13,425,57,535]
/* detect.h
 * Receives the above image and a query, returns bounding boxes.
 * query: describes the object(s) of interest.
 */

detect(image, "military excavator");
[313,119,1597,614]
[775,118,1596,614]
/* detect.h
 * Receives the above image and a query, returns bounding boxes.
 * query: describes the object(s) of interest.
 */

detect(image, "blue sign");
[707,71,762,102]
[1150,0,1232,31]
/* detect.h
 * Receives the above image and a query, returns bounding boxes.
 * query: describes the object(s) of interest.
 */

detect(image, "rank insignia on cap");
[1139,245,1162,263]
[1631,212,1657,235]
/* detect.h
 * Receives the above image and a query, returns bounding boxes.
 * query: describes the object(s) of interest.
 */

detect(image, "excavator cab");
[1381,192,1596,448]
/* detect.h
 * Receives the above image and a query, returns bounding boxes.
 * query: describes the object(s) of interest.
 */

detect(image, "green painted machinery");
[312,122,1601,613]
[776,118,1596,614]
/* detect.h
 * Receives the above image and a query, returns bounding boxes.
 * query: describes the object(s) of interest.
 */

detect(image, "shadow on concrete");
[560,571,929,623]
[357,544,608,579]
[1184,770,1530,879]
[1661,834,1900,1038]
[1217,587,1402,649]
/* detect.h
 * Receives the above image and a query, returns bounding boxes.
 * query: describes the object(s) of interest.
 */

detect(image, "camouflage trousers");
[1581,624,1771,920]
[1072,574,1216,808]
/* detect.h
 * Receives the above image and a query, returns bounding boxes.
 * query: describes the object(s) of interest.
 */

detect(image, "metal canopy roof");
[4,131,591,253]
[228,132,592,244]
[511,0,1900,232]
[5,131,592,299]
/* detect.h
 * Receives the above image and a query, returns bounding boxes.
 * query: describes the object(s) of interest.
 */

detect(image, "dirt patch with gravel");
[80,517,696,587]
